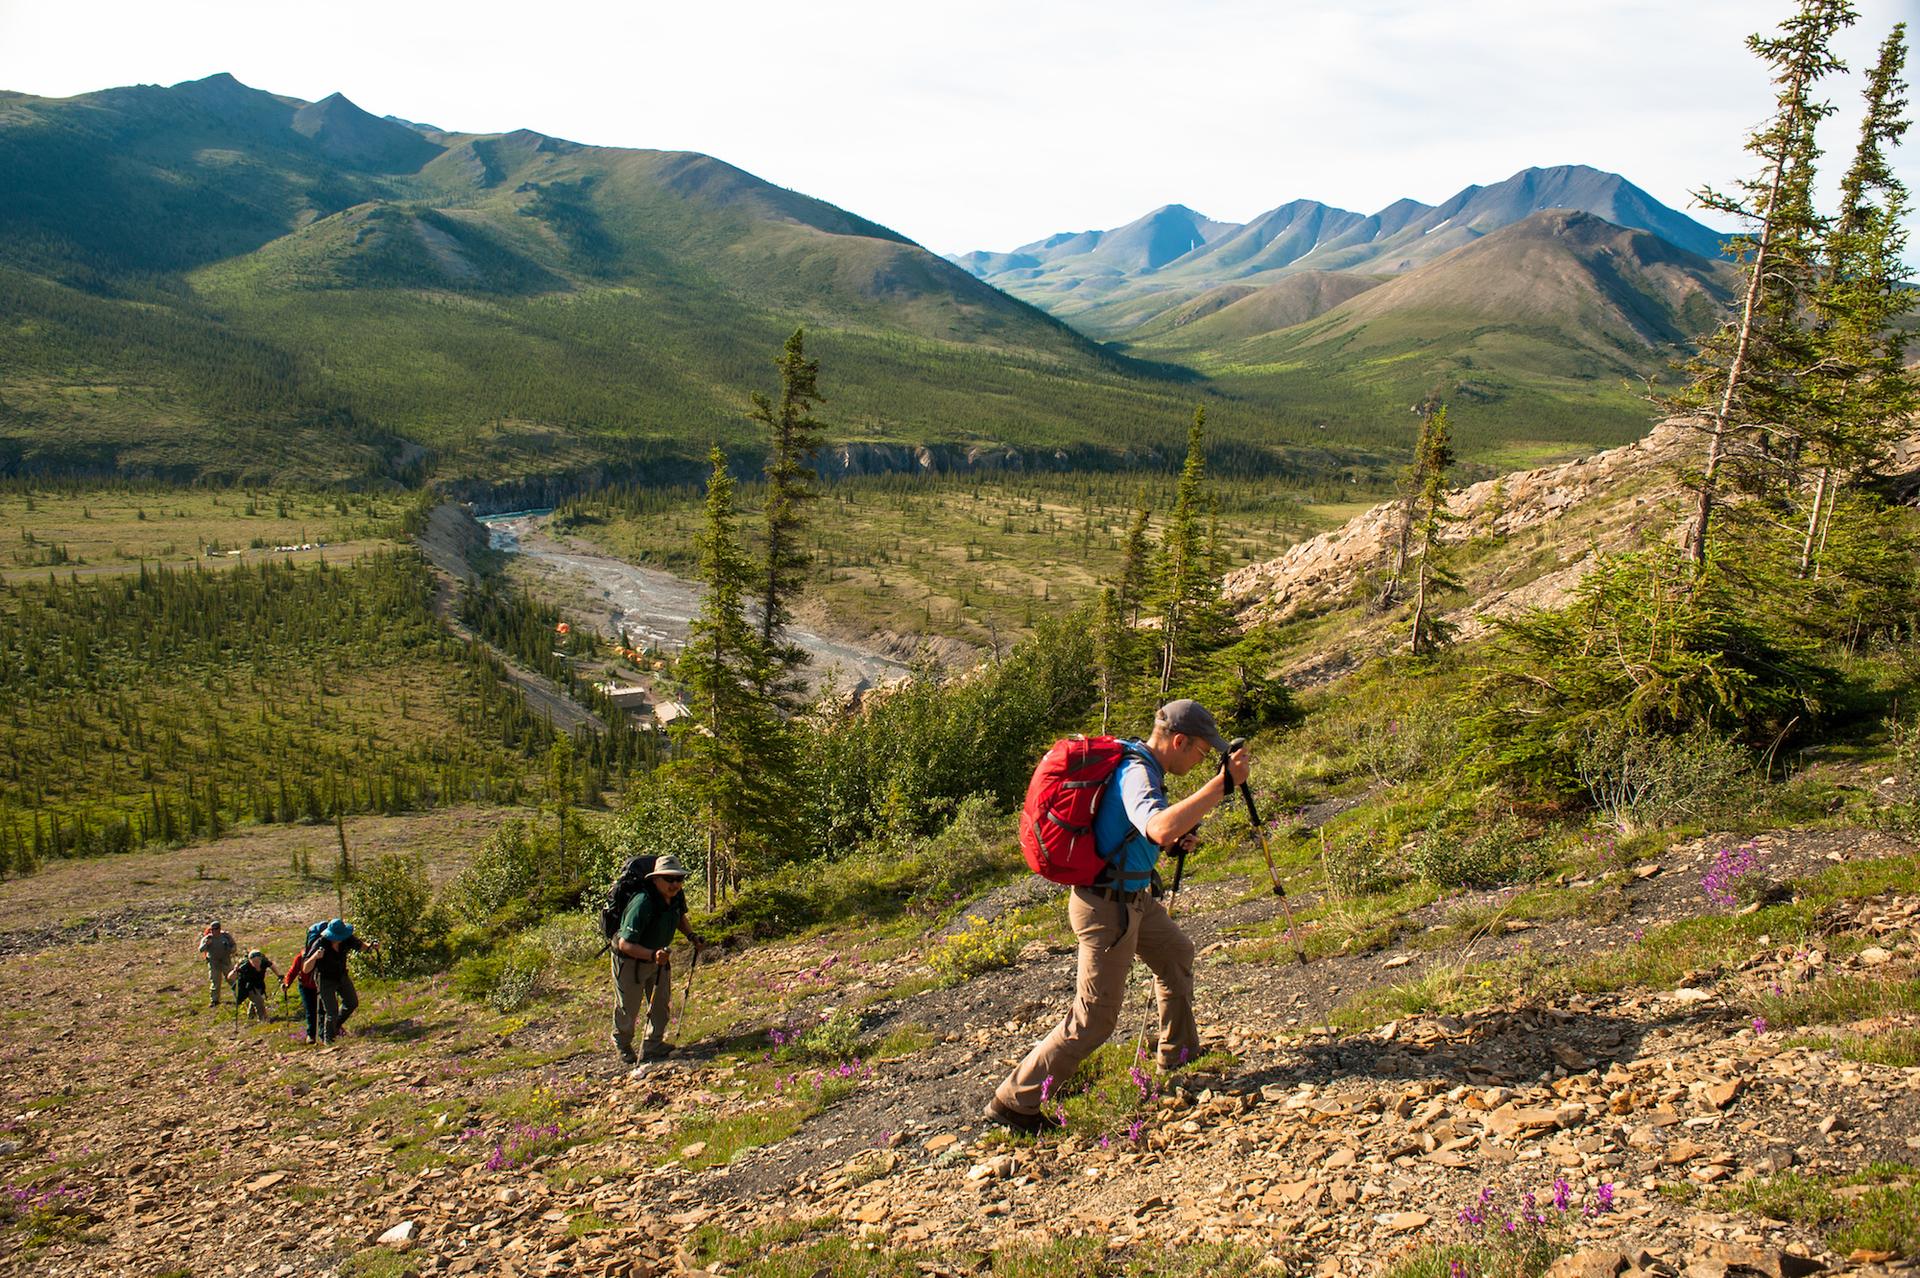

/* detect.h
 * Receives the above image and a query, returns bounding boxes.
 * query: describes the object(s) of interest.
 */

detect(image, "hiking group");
[193,917,380,1044]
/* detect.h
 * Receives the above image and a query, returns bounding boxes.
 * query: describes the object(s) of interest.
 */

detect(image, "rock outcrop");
[1223,424,1697,637]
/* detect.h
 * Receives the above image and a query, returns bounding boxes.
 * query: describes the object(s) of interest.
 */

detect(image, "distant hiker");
[987,699,1249,1134]
[303,918,380,1044]
[226,950,279,1022]
[283,934,321,1042]
[197,922,237,1007]
[610,856,704,1066]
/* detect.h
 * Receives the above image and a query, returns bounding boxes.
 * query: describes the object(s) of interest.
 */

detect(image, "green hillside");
[1121,211,1737,463]
[0,76,1250,485]
[0,76,1734,485]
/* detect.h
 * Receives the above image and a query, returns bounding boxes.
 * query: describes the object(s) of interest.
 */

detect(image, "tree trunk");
[1382,495,1416,605]
[1798,465,1830,577]
[1687,94,1803,570]
[1813,474,1841,581]
[1409,549,1431,656]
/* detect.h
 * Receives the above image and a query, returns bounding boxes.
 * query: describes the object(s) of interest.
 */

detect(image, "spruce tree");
[673,448,784,901]
[1803,22,1915,575]
[1407,405,1458,656]
[1677,0,1856,568]
[1117,490,1153,628]
[1155,407,1222,697]
[749,328,825,708]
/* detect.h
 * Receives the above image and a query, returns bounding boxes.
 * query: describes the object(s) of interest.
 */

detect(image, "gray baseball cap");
[1154,699,1232,754]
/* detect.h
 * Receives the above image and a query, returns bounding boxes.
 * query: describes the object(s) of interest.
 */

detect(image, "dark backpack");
[599,856,659,940]
[1019,736,1139,886]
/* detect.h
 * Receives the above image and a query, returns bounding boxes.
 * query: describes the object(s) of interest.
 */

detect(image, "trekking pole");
[670,944,700,1043]
[1225,738,1306,965]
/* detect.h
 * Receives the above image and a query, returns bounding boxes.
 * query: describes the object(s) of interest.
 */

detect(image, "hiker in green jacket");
[197,922,237,1008]
[610,856,703,1065]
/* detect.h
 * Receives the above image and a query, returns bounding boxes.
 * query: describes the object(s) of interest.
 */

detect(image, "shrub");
[801,613,1095,853]
[454,814,608,927]
[1408,816,1543,889]
[713,793,1016,943]
[592,780,709,903]
[928,913,1025,983]
[1463,548,1837,792]
[488,945,546,1013]
[1321,827,1401,900]
[799,1008,863,1061]
[346,853,452,975]
[453,820,545,919]
[524,913,602,965]
[1573,724,1763,836]
[452,943,547,1012]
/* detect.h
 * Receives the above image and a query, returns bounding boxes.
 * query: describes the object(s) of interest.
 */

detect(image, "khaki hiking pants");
[242,988,267,1021]
[995,886,1198,1116]
[206,958,225,1005]
[611,954,671,1057]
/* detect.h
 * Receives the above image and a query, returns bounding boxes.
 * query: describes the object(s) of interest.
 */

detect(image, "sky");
[2,0,1917,257]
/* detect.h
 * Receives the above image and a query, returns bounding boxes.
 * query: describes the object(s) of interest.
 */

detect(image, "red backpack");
[1019,736,1137,885]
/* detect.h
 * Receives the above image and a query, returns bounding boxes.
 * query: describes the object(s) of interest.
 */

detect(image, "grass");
[1719,1166,1920,1259]
[0,487,408,580]
[686,1217,1276,1277]
[1320,848,1920,1031]
[1781,1027,1920,1068]
[339,1248,419,1278]
[665,1075,858,1171]
[1751,972,1920,1029]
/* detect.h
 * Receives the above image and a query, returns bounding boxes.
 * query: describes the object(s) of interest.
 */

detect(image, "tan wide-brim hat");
[648,855,690,880]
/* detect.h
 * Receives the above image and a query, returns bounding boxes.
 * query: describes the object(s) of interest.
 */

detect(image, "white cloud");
[0,0,1914,255]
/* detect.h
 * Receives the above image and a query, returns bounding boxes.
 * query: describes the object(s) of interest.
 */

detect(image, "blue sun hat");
[322,920,354,942]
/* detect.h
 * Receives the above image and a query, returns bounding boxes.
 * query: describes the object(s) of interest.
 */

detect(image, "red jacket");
[283,949,317,992]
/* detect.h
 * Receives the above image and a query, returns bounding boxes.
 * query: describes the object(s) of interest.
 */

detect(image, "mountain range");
[0,74,1206,487]
[951,165,1729,339]
[0,76,1735,486]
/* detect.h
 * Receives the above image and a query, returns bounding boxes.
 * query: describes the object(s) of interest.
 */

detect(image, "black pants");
[316,971,357,1042]
[299,984,319,1040]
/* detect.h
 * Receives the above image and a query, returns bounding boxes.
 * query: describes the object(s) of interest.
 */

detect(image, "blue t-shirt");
[1093,741,1165,891]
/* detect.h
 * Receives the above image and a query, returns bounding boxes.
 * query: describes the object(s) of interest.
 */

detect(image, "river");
[477,513,910,691]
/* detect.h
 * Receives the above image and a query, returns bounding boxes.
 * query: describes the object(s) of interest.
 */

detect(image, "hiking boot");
[640,1043,674,1063]
[982,1097,1053,1136]
[612,1035,637,1066]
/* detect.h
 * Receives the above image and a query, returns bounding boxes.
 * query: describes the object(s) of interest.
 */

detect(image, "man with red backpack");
[987,699,1249,1134]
